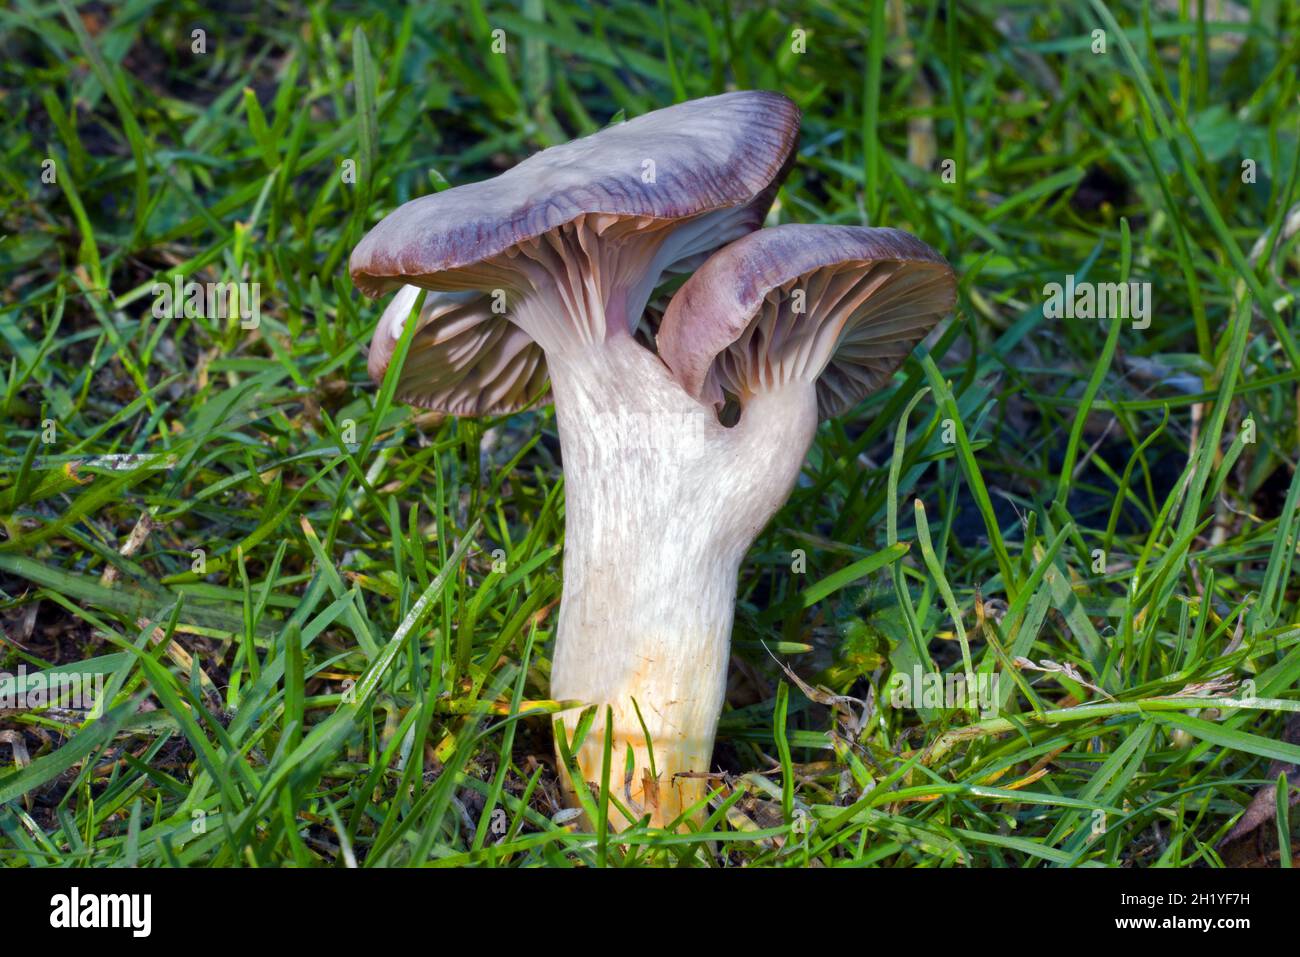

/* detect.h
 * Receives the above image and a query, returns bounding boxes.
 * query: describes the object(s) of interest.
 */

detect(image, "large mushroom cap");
[349,90,801,299]
[352,91,800,413]
[368,285,548,416]
[657,224,957,419]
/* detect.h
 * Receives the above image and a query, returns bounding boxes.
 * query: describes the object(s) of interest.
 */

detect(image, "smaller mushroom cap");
[368,285,549,416]
[657,224,956,419]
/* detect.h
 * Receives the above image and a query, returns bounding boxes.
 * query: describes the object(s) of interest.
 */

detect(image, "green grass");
[1,0,1298,866]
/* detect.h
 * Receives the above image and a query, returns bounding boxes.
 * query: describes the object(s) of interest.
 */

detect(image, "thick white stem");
[547,333,818,826]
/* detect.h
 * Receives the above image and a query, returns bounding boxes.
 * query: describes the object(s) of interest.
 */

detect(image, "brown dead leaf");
[1217,714,1300,867]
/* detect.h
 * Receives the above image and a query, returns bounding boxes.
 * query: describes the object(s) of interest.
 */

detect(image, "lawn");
[1,0,1298,867]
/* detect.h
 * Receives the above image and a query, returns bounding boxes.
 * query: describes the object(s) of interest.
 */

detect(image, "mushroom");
[351,93,957,829]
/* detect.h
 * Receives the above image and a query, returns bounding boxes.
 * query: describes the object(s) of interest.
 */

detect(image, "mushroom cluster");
[351,92,957,828]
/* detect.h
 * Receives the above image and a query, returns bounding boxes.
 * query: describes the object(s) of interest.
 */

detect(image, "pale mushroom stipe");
[351,91,957,828]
